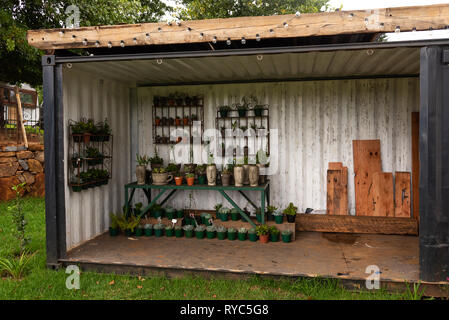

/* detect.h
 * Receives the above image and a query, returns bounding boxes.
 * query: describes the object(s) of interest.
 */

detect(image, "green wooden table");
[124,181,270,228]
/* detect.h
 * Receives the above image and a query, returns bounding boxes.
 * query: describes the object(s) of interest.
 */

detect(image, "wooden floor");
[64,231,420,283]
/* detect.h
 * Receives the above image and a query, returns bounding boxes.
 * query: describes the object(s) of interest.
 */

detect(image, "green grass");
[0,198,415,300]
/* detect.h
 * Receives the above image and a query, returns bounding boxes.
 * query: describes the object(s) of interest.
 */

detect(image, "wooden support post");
[14,86,28,148]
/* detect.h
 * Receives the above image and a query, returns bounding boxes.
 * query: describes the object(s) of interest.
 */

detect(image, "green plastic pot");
[135,228,143,237]
[256,213,263,223]
[109,227,119,236]
[165,211,174,220]
[165,229,174,237]
[198,175,207,185]
[227,231,237,241]
[125,229,133,237]
[176,210,184,218]
[220,212,229,222]
[153,209,163,219]
[270,233,280,242]
[144,228,153,236]
[175,229,183,238]
[248,233,258,242]
[217,231,227,240]
[267,213,274,221]
[184,230,194,238]
[238,232,247,241]
[154,229,163,237]
[231,211,240,221]
[274,215,284,224]
[281,233,292,243]
[206,231,216,239]
[195,230,205,239]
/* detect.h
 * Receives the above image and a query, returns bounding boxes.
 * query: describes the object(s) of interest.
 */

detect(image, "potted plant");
[218,207,229,221]
[144,223,153,236]
[238,227,247,241]
[269,226,280,242]
[134,202,143,216]
[248,228,258,242]
[227,227,237,241]
[235,103,248,117]
[216,226,227,240]
[233,164,244,187]
[174,225,183,238]
[153,223,164,237]
[256,225,270,243]
[116,214,141,237]
[214,203,223,217]
[176,209,184,218]
[109,212,120,236]
[135,225,144,237]
[174,173,183,186]
[267,205,277,222]
[281,230,292,243]
[183,225,194,238]
[165,224,174,237]
[97,119,112,142]
[149,147,164,169]
[166,163,180,176]
[71,153,83,168]
[186,173,195,186]
[136,154,149,185]
[155,116,161,126]
[284,202,298,223]
[175,116,181,126]
[273,209,284,224]
[219,105,231,118]
[255,207,263,223]
[151,204,163,218]
[204,213,212,226]
[221,166,232,186]
[196,164,207,184]
[183,115,189,125]
[85,147,103,166]
[167,93,176,106]
[230,208,240,221]
[206,225,216,239]
[165,207,176,220]
[194,225,206,239]
[152,167,173,185]
[253,105,266,117]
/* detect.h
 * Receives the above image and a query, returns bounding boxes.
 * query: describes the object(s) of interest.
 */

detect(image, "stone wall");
[0,143,45,201]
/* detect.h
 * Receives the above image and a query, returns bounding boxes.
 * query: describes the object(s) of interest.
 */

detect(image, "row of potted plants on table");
[218,96,268,118]
[110,219,292,243]
[70,118,112,143]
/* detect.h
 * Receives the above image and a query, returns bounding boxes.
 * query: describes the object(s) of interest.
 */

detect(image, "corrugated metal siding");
[135,77,419,214]
[75,47,420,86]
[63,68,131,250]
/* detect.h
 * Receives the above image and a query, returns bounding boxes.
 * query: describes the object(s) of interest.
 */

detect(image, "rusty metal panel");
[135,77,419,215]
[63,68,131,250]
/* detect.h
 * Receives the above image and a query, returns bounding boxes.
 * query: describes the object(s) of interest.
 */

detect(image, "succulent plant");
[248,228,256,234]
[153,223,165,230]
[165,225,173,230]
[144,223,153,229]
[194,225,205,232]
[238,227,248,233]
[281,229,292,235]
[183,225,194,231]
[216,226,227,233]
[206,225,216,232]
[227,227,236,233]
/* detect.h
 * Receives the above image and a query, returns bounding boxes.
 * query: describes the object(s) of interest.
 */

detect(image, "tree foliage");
[176,0,332,20]
[0,0,170,86]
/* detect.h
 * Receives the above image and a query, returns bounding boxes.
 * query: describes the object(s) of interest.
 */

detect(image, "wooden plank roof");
[27,4,449,51]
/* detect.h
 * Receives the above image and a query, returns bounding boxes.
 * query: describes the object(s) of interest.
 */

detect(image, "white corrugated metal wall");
[135,77,419,215]
[63,68,131,250]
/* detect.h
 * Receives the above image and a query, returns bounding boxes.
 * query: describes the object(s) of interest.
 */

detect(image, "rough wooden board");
[296,214,418,235]
[327,168,348,215]
[395,172,411,218]
[353,140,382,216]
[372,172,394,217]
[412,112,420,221]
[27,4,449,50]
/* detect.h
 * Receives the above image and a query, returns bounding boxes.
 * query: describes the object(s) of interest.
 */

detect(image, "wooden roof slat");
[27,4,449,50]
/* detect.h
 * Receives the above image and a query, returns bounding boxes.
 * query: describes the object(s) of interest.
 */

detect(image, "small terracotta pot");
[155,118,161,126]
[259,234,269,243]
[175,118,181,126]
[174,176,183,186]
[183,118,189,125]
[187,177,195,186]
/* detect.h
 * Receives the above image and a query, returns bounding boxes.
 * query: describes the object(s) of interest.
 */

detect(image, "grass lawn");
[0,197,420,300]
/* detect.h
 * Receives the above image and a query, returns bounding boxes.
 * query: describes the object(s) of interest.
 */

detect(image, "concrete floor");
[64,231,419,283]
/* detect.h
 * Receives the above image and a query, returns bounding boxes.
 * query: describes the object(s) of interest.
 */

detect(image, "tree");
[0,0,171,86]
[176,0,332,20]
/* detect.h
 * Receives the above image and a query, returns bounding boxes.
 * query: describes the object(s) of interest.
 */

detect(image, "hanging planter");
[183,225,194,238]
[281,230,292,243]
[216,226,227,240]
[227,228,237,241]
[219,105,231,118]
